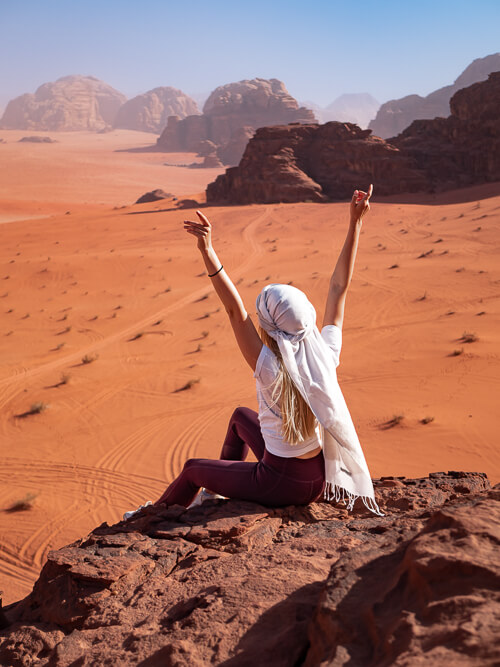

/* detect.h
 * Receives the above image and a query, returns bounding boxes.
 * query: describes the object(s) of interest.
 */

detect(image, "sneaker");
[187,488,225,510]
[123,500,153,521]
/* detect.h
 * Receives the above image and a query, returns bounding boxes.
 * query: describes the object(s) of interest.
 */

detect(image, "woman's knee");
[231,406,257,427]
[183,458,198,471]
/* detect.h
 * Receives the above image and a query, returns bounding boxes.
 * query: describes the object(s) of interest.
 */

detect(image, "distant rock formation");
[188,153,224,168]
[306,93,380,129]
[113,87,199,133]
[18,136,57,143]
[369,52,500,138]
[135,189,173,204]
[156,78,316,165]
[0,75,126,131]
[207,122,429,204]
[177,198,200,209]
[207,72,500,204]
[1,472,498,665]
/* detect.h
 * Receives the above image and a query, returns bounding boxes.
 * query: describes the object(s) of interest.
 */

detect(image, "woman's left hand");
[184,210,212,252]
[350,184,373,223]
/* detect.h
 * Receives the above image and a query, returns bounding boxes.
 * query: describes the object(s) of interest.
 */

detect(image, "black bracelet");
[208,265,223,278]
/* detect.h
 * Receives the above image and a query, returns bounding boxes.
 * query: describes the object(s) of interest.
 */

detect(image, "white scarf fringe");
[324,481,385,516]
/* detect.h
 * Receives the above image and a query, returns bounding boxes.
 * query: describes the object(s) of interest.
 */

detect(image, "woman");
[124,185,382,520]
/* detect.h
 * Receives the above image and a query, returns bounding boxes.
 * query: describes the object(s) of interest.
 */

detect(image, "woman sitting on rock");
[124,185,382,520]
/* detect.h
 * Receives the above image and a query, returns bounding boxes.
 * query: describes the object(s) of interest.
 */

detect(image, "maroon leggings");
[155,407,325,508]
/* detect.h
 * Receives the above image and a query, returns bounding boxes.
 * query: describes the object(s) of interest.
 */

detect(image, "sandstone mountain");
[113,87,199,133]
[207,72,500,205]
[1,472,498,665]
[156,78,316,165]
[369,52,500,138]
[390,71,500,189]
[0,75,127,131]
[307,93,380,129]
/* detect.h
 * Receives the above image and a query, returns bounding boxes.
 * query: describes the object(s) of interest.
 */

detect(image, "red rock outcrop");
[1,471,498,666]
[390,71,500,189]
[113,87,199,133]
[0,75,126,131]
[369,52,500,138]
[156,78,316,165]
[207,72,500,204]
[207,122,429,204]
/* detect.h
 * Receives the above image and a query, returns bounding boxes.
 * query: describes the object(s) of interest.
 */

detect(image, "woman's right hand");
[350,184,373,223]
[184,210,213,252]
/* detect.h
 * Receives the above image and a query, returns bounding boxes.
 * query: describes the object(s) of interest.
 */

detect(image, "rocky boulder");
[207,121,429,204]
[156,78,316,165]
[135,189,173,204]
[113,87,199,133]
[369,52,500,138]
[1,472,498,666]
[0,75,126,131]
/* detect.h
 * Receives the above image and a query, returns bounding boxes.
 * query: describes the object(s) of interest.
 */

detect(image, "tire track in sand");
[164,405,228,484]
[0,544,39,590]
[0,459,163,574]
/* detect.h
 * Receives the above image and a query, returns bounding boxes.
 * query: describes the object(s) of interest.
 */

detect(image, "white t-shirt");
[253,325,342,458]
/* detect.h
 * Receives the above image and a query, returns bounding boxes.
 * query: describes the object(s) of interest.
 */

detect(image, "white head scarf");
[256,283,383,515]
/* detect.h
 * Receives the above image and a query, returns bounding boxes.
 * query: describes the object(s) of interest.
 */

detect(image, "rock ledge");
[1,471,499,666]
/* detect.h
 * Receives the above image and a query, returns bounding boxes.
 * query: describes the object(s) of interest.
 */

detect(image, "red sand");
[0,130,499,605]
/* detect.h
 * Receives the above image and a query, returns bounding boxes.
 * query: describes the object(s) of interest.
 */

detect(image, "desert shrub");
[459,331,478,343]
[380,414,404,429]
[174,378,200,393]
[81,353,98,364]
[28,402,48,414]
[7,492,38,512]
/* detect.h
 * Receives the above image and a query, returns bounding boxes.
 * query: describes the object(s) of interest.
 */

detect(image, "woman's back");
[254,324,342,458]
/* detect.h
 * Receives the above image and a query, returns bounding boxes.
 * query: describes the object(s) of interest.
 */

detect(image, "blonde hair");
[260,328,317,444]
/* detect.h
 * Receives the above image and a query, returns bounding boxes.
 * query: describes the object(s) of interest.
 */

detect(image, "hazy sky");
[0,0,499,108]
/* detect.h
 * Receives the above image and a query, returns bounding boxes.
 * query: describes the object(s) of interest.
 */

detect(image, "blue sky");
[0,0,499,108]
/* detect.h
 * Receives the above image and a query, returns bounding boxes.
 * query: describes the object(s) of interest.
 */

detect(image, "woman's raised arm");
[184,210,262,371]
[322,185,373,329]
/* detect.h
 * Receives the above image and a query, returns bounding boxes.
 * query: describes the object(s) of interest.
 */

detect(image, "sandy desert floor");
[0,130,499,604]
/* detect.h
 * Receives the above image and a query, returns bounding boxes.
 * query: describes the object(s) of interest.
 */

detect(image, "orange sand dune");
[0,131,499,605]
[0,129,223,213]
